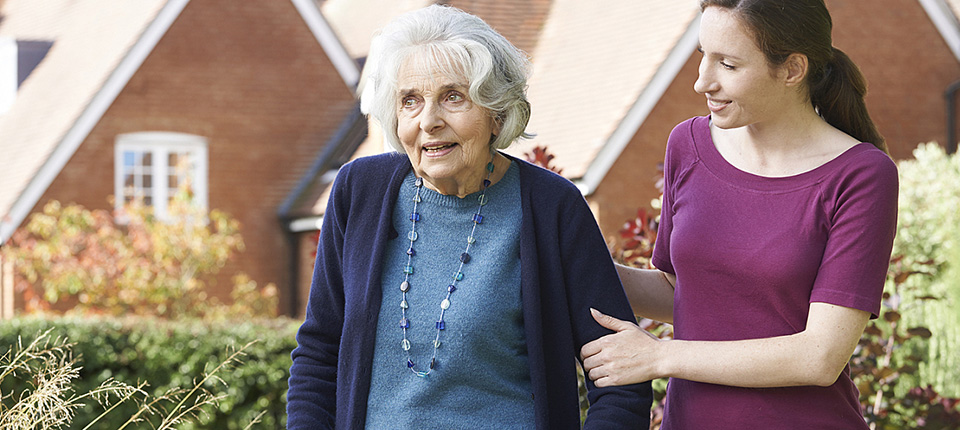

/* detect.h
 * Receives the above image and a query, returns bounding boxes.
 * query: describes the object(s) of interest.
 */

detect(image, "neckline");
[406,160,517,208]
[693,116,874,192]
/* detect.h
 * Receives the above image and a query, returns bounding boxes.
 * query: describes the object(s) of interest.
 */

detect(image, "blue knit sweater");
[366,162,534,428]
[287,152,652,429]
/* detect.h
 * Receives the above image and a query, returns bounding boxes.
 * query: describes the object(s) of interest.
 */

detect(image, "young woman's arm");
[615,264,676,324]
[581,302,869,388]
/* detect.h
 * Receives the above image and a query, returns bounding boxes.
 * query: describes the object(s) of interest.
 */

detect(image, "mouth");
[422,142,458,157]
[706,97,730,113]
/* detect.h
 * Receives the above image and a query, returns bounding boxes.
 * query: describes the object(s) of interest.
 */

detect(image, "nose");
[420,101,445,134]
[693,57,717,95]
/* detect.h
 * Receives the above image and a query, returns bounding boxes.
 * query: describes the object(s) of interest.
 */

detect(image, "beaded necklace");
[398,160,495,378]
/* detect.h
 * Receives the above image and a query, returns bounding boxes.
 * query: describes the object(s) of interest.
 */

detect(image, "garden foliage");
[0,315,298,429]
[2,189,277,319]
[889,143,960,398]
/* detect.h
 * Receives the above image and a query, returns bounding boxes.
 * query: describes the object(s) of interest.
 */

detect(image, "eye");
[444,91,465,103]
[720,61,735,70]
[401,96,419,109]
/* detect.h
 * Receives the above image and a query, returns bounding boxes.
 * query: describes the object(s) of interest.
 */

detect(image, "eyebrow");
[697,45,744,62]
[398,83,468,97]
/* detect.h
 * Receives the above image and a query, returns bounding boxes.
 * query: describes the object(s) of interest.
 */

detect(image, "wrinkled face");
[395,53,499,194]
[694,7,790,129]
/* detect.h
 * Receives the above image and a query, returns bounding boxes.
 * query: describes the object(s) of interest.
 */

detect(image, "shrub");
[2,190,277,319]
[890,143,960,399]
[0,315,299,429]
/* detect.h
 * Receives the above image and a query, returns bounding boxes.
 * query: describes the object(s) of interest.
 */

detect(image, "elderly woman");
[286,5,651,430]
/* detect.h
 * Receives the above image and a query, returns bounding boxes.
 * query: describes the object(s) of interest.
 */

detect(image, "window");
[114,132,208,219]
[17,40,54,87]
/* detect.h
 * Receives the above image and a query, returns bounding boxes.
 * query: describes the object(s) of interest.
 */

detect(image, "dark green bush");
[0,315,299,429]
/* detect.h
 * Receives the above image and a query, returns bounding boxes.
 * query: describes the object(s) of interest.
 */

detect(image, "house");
[0,0,360,318]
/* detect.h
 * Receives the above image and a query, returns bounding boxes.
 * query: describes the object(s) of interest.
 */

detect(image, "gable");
[0,0,171,244]
[0,0,360,245]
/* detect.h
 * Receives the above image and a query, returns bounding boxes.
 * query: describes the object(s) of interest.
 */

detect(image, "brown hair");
[700,0,886,152]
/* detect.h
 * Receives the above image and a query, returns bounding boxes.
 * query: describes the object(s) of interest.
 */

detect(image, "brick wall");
[828,0,960,160]
[32,0,357,315]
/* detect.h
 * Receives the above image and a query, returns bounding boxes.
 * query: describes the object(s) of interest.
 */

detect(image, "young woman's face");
[395,53,499,194]
[694,7,791,129]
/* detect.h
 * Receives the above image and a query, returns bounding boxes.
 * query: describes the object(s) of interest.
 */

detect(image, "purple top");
[652,116,898,429]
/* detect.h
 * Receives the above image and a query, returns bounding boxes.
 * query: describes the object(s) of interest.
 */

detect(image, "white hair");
[359,4,532,152]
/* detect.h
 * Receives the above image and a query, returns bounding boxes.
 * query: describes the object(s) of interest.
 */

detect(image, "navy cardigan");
[287,152,652,429]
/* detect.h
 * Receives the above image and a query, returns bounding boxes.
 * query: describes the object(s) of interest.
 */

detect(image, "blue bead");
[400,281,410,292]
[407,359,415,368]
[460,252,471,263]
[483,179,491,188]
[430,358,436,369]
[400,318,409,329]
[486,162,494,172]
[403,266,414,275]
[415,177,423,186]
[410,213,420,222]
[406,247,415,256]
[473,214,483,224]
[447,284,456,293]
[454,272,463,281]
[436,321,445,330]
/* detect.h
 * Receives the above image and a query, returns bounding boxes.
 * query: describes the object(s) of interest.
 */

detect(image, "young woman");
[580,1,898,428]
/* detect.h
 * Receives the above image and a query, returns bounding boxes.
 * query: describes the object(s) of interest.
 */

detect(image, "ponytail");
[809,47,887,153]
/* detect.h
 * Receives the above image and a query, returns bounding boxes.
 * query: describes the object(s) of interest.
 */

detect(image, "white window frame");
[114,132,209,220]
[0,36,17,114]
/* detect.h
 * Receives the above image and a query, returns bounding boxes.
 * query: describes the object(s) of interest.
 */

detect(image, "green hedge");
[892,143,960,398]
[0,315,300,429]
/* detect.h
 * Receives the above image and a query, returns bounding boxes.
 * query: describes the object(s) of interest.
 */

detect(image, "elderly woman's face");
[396,55,499,195]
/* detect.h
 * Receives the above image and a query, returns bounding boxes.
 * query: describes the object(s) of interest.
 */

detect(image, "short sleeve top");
[652,116,898,430]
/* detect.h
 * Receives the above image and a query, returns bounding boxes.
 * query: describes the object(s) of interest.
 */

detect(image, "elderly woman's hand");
[581,308,663,387]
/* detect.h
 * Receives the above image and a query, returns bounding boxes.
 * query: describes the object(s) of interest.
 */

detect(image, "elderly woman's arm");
[286,175,349,430]
[553,188,654,428]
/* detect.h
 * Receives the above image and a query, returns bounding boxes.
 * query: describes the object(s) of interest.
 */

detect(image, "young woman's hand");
[581,308,663,387]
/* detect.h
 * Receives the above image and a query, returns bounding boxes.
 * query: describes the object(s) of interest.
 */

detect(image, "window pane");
[142,152,152,167]
[124,152,135,167]
[169,174,178,188]
[142,174,152,188]
[124,174,135,187]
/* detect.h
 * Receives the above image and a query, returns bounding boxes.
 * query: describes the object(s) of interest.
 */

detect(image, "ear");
[491,115,502,136]
[782,53,808,87]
